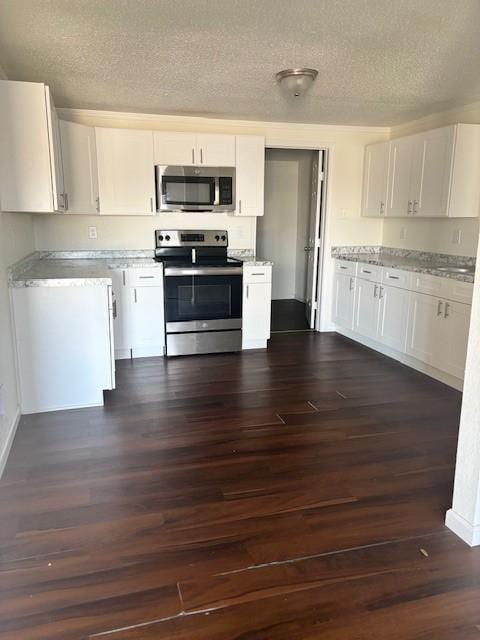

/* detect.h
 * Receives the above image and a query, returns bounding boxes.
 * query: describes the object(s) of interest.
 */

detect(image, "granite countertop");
[9,250,273,287]
[9,251,162,288]
[332,246,475,284]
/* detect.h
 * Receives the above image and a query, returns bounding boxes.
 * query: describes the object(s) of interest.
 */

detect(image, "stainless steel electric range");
[154,230,243,356]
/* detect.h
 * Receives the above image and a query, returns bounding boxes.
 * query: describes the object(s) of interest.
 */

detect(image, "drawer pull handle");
[373,284,378,298]
[444,302,450,319]
[251,272,265,276]
[349,277,354,291]
[388,275,400,280]
[139,276,155,279]
[437,300,443,316]
[363,270,372,274]
[340,265,348,270]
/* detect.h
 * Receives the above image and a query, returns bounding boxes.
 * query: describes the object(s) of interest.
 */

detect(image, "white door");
[354,279,381,339]
[332,273,356,330]
[196,134,235,166]
[305,152,323,327]
[441,300,471,378]
[377,284,410,352]
[45,87,66,211]
[387,136,413,217]
[410,126,455,217]
[110,269,131,358]
[235,135,265,216]
[362,141,390,217]
[243,281,272,341]
[60,121,99,214]
[153,131,197,166]
[96,128,155,215]
[406,292,444,367]
[130,286,165,357]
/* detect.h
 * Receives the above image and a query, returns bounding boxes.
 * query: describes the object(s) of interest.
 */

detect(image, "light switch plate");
[88,226,97,240]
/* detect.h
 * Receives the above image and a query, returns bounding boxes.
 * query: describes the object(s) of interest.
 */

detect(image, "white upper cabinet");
[234,135,265,216]
[196,134,235,166]
[0,81,65,213]
[153,132,197,166]
[387,136,413,217]
[60,121,99,214]
[382,124,480,218]
[409,126,454,217]
[153,132,235,166]
[361,141,390,217]
[96,128,155,215]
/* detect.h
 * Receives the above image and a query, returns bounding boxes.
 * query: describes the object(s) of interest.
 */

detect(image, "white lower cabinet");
[406,294,471,378]
[333,260,472,383]
[354,279,379,340]
[377,285,410,352]
[242,274,272,349]
[332,273,355,329]
[111,267,165,359]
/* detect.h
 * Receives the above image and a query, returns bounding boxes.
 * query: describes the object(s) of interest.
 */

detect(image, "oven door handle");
[164,267,243,276]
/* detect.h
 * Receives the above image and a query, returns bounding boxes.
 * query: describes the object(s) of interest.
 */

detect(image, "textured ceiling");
[0,0,479,126]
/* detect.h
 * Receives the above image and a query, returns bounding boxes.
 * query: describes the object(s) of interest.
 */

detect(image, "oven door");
[164,271,242,333]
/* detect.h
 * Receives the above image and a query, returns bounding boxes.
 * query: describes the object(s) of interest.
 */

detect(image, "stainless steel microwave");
[155,166,235,212]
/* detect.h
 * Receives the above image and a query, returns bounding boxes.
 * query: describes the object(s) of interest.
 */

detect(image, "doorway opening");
[257,148,326,332]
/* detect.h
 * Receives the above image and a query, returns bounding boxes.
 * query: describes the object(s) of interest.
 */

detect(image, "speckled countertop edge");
[332,246,476,284]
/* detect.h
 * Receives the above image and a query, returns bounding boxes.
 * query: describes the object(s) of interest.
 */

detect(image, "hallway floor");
[0,333,478,639]
[271,298,311,332]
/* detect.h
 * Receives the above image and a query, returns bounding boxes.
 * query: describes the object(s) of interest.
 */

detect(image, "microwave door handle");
[214,178,220,206]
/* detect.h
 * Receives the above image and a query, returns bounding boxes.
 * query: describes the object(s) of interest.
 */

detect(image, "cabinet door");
[0,81,61,212]
[441,301,471,378]
[410,126,455,217]
[130,286,165,357]
[243,281,271,341]
[110,269,130,357]
[45,87,66,212]
[153,131,197,166]
[96,128,155,215]
[332,273,356,329]
[377,285,409,352]
[406,292,444,367]
[354,279,380,340]
[235,135,265,216]
[362,142,390,217]
[387,136,413,217]
[196,134,235,166]
[60,121,99,214]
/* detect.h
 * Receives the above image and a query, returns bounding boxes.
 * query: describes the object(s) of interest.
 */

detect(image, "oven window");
[165,275,242,323]
[178,284,231,320]
[163,177,215,205]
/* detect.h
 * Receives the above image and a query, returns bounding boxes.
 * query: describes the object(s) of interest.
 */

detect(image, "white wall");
[0,212,35,473]
[382,102,480,258]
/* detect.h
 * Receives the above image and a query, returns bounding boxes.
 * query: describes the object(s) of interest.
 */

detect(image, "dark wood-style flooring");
[271,299,311,332]
[0,332,477,639]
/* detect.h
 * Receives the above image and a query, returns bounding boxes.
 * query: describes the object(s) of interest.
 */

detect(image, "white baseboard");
[0,406,21,479]
[333,325,463,391]
[445,509,480,547]
[21,400,104,415]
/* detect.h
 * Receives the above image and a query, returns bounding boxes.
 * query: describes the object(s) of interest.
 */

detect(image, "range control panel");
[155,230,228,247]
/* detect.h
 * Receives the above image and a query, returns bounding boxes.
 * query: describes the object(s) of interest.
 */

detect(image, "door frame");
[261,144,328,331]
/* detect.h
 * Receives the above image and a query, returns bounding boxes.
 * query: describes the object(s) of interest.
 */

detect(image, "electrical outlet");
[400,226,407,240]
[88,226,97,240]
[452,229,462,245]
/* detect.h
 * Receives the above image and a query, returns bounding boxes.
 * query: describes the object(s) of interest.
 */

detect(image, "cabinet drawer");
[381,267,412,289]
[357,263,382,282]
[335,260,357,277]
[448,280,474,305]
[125,267,163,287]
[243,265,272,283]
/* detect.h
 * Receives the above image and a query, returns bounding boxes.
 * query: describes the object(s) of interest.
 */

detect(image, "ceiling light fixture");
[275,68,318,97]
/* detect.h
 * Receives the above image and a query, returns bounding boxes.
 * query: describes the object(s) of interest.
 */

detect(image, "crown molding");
[57,107,391,137]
